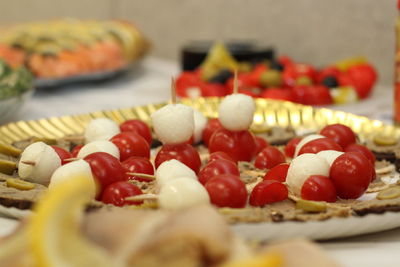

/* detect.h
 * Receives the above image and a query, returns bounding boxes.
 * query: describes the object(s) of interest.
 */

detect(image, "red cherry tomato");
[283,63,317,87]
[226,73,259,93]
[301,175,337,202]
[284,137,302,158]
[176,71,202,97]
[278,55,293,67]
[84,152,127,192]
[202,118,223,146]
[71,144,83,158]
[209,151,237,165]
[155,143,201,174]
[238,88,261,98]
[121,156,154,182]
[254,146,286,169]
[292,85,333,105]
[249,180,288,206]
[110,132,150,161]
[317,66,340,83]
[201,83,229,97]
[249,63,268,87]
[51,146,72,165]
[260,88,295,102]
[101,181,143,206]
[320,124,356,149]
[198,159,240,185]
[119,119,152,145]
[346,64,377,99]
[330,152,373,199]
[263,163,289,182]
[344,144,375,165]
[205,174,247,208]
[209,128,257,162]
[255,136,269,154]
[298,137,343,155]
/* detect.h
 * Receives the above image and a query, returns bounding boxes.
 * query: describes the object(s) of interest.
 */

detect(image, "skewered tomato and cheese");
[155,159,197,187]
[193,109,208,144]
[18,142,62,185]
[152,103,201,173]
[209,94,258,161]
[77,140,120,159]
[84,118,120,143]
[158,178,210,210]
[283,123,376,201]
[49,159,96,197]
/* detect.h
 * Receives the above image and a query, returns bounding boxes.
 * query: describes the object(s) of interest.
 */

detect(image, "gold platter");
[0,98,398,144]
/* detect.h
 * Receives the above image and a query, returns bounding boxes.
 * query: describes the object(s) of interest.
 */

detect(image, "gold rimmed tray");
[0,98,397,144]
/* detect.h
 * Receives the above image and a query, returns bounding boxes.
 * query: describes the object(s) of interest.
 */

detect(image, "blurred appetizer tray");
[33,62,135,89]
[1,98,400,240]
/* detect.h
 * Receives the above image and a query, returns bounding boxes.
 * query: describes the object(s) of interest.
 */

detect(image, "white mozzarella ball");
[218,94,255,131]
[77,140,120,159]
[18,142,61,185]
[159,178,210,210]
[151,104,194,145]
[317,150,344,166]
[84,118,120,144]
[156,159,197,187]
[49,160,96,197]
[286,153,330,196]
[294,134,325,157]
[193,109,208,143]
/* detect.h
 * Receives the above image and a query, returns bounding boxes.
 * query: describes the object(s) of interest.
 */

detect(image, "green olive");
[0,160,17,175]
[6,178,35,190]
[0,142,22,157]
[296,199,327,213]
[260,70,282,87]
[377,186,400,200]
[32,137,57,145]
[296,76,313,86]
[373,135,398,146]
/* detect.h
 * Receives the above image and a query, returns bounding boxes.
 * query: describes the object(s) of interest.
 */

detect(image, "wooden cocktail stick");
[171,77,177,104]
[125,193,158,201]
[233,69,238,94]
[20,161,36,166]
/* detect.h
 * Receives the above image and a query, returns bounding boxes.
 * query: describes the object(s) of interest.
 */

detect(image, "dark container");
[181,41,275,71]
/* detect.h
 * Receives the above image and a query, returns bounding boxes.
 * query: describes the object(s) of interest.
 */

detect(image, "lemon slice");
[27,174,112,267]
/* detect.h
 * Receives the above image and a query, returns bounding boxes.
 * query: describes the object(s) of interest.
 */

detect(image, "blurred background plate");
[33,62,137,89]
[0,89,34,124]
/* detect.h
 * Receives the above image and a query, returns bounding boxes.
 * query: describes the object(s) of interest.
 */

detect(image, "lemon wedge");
[220,252,283,267]
[27,174,112,267]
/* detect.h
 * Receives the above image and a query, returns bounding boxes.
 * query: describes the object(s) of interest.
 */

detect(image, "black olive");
[270,61,284,71]
[322,76,339,88]
[209,69,233,84]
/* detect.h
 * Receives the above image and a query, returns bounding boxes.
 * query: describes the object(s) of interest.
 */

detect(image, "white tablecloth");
[5,57,400,267]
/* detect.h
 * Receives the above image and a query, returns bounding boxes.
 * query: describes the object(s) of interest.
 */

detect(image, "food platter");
[233,207,400,240]
[1,98,400,240]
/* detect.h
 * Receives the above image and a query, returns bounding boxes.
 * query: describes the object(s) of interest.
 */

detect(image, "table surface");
[3,57,400,267]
